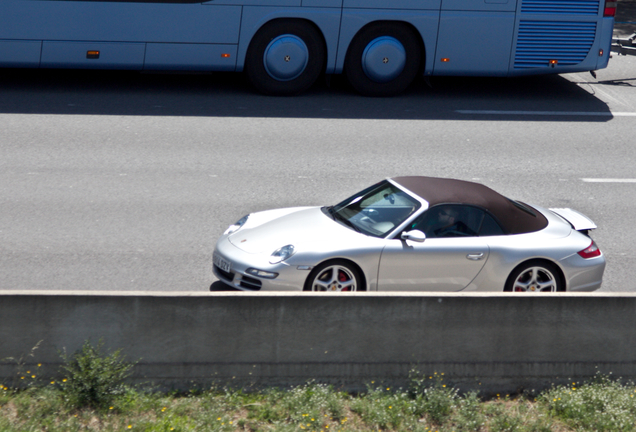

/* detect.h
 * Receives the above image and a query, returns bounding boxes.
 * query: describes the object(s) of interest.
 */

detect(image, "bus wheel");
[345,23,421,97]
[246,20,325,96]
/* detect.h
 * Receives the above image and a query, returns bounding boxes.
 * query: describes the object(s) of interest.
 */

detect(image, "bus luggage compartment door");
[433,11,514,75]
[41,41,145,70]
[0,40,42,68]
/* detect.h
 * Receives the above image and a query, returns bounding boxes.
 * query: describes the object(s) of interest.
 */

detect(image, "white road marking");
[582,178,636,183]
[456,110,636,116]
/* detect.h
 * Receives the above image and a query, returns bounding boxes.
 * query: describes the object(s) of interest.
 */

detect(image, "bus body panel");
[0,1,242,44]
[301,0,343,7]
[335,9,441,75]
[433,11,515,76]
[596,17,614,69]
[144,43,238,71]
[441,0,516,12]
[41,41,145,69]
[507,0,611,75]
[0,40,42,68]
[203,0,300,4]
[236,6,343,73]
[343,0,438,9]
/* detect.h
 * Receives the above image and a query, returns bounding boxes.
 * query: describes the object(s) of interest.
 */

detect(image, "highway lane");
[1,54,635,292]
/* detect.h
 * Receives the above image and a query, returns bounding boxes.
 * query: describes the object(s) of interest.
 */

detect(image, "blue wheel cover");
[361,36,406,83]
[263,35,309,82]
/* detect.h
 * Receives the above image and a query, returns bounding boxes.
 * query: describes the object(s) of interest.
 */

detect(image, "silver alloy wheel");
[311,265,358,292]
[512,266,557,292]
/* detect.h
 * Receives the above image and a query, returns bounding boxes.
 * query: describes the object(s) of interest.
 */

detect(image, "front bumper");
[212,235,310,291]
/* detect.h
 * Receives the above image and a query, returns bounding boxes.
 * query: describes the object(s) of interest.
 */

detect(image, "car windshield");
[329,181,421,237]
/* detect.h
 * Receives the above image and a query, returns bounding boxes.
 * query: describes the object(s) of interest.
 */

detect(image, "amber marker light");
[86,50,100,59]
[441,58,450,62]
[221,53,231,58]
[599,49,604,56]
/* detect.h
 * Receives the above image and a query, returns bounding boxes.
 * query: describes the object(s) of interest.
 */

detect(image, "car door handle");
[466,253,484,260]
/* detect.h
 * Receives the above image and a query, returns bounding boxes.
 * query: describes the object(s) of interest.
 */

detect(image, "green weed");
[59,339,137,410]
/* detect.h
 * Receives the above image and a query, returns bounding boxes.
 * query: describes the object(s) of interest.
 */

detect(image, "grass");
[2,374,636,431]
[2,342,636,431]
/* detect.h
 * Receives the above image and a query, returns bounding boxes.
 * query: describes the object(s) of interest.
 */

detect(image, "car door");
[377,204,491,291]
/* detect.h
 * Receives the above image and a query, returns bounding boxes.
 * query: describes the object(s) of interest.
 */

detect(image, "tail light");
[578,240,602,259]
[604,0,616,17]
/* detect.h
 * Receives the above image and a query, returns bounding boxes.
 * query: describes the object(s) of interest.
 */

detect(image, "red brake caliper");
[339,270,350,291]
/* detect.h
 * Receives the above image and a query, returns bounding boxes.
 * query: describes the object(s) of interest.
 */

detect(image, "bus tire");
[345,22,421,97]
[245,20,326,96]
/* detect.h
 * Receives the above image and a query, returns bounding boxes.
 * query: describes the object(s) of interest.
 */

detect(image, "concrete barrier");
[1,291,635,395]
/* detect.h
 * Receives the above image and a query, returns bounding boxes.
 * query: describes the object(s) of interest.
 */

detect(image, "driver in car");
[424,207,474,238]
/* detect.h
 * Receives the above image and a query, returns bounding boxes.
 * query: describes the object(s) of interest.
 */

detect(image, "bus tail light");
[604,1,616,17]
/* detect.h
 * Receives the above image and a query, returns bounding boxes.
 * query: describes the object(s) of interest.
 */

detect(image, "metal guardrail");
[612,32,636,55]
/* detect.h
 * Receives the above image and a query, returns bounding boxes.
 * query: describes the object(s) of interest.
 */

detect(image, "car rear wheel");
[505,260,563,292]
[304,260,362,292]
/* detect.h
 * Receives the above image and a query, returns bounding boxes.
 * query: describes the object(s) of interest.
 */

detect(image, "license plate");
[213,253,232,273]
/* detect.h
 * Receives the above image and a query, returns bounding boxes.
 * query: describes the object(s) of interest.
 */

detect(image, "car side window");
[478,212,505,236]
[408,205,503,238]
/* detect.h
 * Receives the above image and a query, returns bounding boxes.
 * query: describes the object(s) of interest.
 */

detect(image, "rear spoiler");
[549,208,597,231]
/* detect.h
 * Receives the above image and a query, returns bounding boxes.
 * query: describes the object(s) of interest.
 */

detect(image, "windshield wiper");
[332,211,362,233]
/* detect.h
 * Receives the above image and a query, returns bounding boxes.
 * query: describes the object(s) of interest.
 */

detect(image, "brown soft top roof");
[392,176,547,234]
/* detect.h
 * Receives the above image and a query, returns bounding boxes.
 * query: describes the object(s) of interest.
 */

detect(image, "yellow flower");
[38,364,42,367]
[109,407,114,410]
[31,375,36,379]
[128,426,132,429]
[63,379,67,382]
[50,381,55,385]
[388,406,392,409]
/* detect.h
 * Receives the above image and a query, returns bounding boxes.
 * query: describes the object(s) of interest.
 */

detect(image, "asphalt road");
[1,54,635,293]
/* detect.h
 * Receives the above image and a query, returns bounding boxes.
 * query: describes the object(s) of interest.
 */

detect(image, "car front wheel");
[304,260,362,292]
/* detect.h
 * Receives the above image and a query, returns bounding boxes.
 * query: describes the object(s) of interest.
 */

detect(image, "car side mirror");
[401,230,426,243]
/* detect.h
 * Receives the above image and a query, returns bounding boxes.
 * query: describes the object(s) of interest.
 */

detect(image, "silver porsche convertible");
[212,177,605,292]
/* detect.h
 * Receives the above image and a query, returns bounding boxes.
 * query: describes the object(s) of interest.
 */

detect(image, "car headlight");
[270,245,295,264]
[223,215,249,235]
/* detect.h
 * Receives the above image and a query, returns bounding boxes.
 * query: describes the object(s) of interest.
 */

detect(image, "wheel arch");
[237,15,333,73]
[303,257,368,292]
[504,258,567,292]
